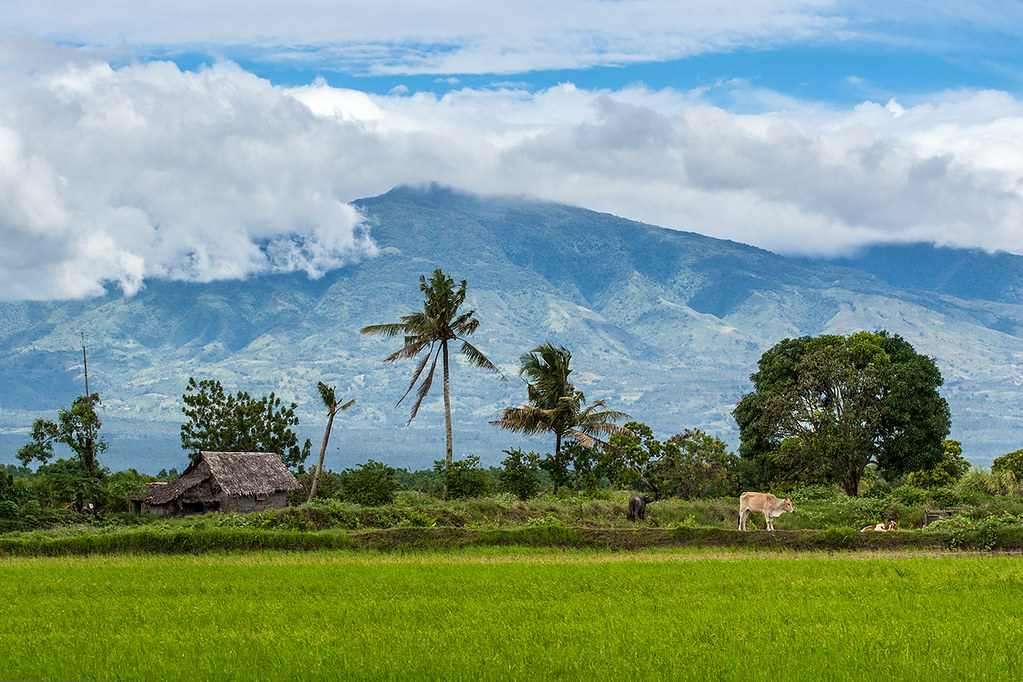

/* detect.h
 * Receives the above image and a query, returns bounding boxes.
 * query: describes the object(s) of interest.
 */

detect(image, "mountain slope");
[2,185,1021,470]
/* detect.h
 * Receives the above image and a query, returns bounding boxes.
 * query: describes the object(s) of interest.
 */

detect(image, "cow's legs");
[765,513,773,531]
[739,509,748,531]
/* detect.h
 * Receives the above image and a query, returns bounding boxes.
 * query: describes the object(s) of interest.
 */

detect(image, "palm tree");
[361,269,498,495]
[492,343,627,492]
[308,382,355,502]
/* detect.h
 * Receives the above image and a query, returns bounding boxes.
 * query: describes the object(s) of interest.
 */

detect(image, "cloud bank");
[3,1,846,75]
[2,52,1023,300]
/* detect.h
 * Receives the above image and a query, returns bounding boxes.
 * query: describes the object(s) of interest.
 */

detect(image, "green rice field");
[1,548,1021,680]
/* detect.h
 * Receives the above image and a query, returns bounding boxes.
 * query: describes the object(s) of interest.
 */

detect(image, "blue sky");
[161,39,1023,106]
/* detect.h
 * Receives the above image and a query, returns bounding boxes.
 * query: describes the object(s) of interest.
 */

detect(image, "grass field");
[1,549,1021,680]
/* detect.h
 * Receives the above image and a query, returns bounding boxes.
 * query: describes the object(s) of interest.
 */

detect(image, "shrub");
[954,469,1022,499]
[0,500,18,519]
[906,440,971,489]
[435,456,490,499]
[992,449,1023,481]
[888,485,930,506]
[924,513,1023,550]
[338,461,400,506]
[498,449,543,501]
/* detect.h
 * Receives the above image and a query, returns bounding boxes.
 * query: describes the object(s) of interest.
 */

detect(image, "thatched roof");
[145,452,299,505]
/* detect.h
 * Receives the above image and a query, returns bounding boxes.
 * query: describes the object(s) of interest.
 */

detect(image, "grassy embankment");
[1,549,1021,680]
[3,491,1023,555]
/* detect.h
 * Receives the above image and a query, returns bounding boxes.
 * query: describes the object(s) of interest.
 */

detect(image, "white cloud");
[0,58,376,300]
[2,1,847,74]
[2,53,1023,301]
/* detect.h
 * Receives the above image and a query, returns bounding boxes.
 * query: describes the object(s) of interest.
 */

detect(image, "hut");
[142,451,299,516]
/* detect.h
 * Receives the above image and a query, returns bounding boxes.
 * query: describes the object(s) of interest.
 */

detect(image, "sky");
[2,1,1023,300]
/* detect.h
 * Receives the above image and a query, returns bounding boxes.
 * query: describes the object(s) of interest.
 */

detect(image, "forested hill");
[2,184,1021,470]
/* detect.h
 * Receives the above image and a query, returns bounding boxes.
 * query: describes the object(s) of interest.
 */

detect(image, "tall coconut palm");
[492,343,627,491]
[308,382,355,502]
[361,269,498,494]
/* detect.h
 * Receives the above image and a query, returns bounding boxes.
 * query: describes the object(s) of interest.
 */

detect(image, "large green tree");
[492,343,626,492]
[179,378,311,471]
[361,269,498,494]
[734,331,950,496]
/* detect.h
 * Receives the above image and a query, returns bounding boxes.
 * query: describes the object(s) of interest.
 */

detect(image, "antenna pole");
[81,331,90,397]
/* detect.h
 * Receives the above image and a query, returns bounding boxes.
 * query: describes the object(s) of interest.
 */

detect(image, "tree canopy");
[17,394,106,476]
[179,378,311,471]
[605,422,739,499]
[734,331,950,495]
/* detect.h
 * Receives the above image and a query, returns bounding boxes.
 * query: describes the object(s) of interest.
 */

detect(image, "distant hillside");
[2,185,1021,471]
[823,242,1023,304]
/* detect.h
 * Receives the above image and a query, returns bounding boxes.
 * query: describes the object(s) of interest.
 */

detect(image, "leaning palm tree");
[492,343,627,492]
[361,269,498,494]
[308,382,355,502]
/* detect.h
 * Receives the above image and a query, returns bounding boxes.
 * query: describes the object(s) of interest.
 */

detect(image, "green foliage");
[493,343,626,491]
[604,421,663,490]
[0,469,16,502]
[102,470,154,513]
[30,459,104,511]
[294,469,344,503]
[361,269,497,472]
[992,448,1023,481]
[17,394,106,475]
[605,422,739,499]
[735,331,950,495]
[888,485,930,506]
[953,468,1022,499]
[498,449,542,501]
[906,440,970,488]
[435,456,490,499]
[179,377,312,470]
[659,429,740,499]
[924,513,1023,550]
[338,461,401,506]
[0,500,18,519]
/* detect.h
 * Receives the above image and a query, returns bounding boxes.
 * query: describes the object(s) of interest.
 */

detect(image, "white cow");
[738,492,794,531]
[860,520,897,533]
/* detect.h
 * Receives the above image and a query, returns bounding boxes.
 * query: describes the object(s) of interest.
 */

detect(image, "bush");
[906,440,971,489]
[924,513,1023,550]
[992,449,1023,481]
[954,469,1022,499]
[498,449,543,501]
[338,461,400,506]
[888,485,930,506]
[435,456,490,499]
[0,500,18,519]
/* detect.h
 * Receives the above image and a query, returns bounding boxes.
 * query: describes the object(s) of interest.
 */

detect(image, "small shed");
[143,451,299,516]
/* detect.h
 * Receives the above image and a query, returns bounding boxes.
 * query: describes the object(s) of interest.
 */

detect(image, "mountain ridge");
[2,184,1021,471]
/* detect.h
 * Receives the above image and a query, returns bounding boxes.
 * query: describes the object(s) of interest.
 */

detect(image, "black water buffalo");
[627,495,654,521]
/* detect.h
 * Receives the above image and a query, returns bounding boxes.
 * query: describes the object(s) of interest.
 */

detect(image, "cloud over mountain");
[2,52,1023,300]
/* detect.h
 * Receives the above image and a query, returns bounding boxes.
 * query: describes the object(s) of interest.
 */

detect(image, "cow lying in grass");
[860,520,898,532]
[738,492,794,531]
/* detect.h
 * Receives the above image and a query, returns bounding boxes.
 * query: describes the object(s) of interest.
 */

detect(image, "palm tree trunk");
[553,431,562,494]
[442,339,454,499]
[308,408,336,502]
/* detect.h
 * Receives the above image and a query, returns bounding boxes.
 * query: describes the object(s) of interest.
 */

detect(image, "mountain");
[2,184,1021,471]
[823,243,1023,306]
